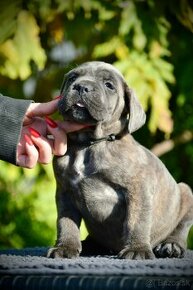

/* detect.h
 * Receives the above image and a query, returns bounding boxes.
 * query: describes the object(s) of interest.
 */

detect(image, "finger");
[30,135,53,164]
[58,121,90,133]
[47,125,67,156]
[26,99,59,118]
[17,142,39,169]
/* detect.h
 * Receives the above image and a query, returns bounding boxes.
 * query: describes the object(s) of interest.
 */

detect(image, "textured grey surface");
[0,247,193,277]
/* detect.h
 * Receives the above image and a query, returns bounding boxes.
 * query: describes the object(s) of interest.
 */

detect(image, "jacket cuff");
[0,94,32,165]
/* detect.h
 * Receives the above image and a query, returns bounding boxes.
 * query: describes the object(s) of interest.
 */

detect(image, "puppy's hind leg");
[154,183,193,258]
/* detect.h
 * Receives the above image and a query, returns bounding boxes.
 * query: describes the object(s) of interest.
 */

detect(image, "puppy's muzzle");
[73,83,89,95]
[59,77,110,123]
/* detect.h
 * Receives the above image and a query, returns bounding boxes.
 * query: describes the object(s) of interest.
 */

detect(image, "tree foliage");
[0,0,193,249]
[0,11,46,80]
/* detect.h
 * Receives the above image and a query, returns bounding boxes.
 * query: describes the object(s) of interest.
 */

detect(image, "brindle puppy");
[47,61,193,259]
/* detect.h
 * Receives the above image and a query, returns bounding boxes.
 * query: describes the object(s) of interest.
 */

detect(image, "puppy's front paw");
[153,242,185,258]
[118,246,155,260]
[47,240,82,259]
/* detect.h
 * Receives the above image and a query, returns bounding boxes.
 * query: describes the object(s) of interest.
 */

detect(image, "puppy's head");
[58,61,146,135]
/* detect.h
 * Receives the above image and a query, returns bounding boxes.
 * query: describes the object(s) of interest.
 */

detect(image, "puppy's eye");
[105,81,114,90]
[68,73,78,83]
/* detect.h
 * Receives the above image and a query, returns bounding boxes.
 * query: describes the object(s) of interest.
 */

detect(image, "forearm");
[0,94,32,165]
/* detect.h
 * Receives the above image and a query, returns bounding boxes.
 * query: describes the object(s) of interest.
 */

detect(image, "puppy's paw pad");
[154,242,184,258]
[47,244,81,259]
[118,247,155,260]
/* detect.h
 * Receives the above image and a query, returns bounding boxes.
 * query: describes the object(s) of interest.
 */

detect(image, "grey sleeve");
[0,94,32,165]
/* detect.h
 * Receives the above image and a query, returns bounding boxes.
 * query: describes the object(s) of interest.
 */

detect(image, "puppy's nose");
[73,83,89,94]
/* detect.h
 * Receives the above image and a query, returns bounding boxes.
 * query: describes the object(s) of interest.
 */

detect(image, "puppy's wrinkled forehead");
[76,61,123,76]
[67,61,124,85]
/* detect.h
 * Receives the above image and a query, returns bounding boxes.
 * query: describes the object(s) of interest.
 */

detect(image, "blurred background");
[0,0,193,250]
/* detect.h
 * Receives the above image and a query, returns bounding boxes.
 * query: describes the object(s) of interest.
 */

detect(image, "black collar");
[89,134,116,146]
[69,133,117,147]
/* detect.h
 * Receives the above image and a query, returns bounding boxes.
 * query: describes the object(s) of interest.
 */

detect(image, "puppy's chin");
[63,105,97,125]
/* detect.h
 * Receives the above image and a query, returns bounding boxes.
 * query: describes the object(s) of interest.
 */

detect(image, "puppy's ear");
[125,85,146,133]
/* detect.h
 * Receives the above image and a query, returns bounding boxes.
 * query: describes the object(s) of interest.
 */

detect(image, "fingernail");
[54,95,62,100]
[28,127,41,137]
[45,116,58,128]
[24,134,33,145]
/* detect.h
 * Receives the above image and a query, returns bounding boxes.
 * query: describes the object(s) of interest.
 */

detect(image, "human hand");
[17,99,86,168]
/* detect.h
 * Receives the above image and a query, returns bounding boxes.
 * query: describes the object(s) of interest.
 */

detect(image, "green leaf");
[93,36,121,58]
[119,2,136,36]
[152,58,175,84]
[0,11,46,80]
[0,0,21,44]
